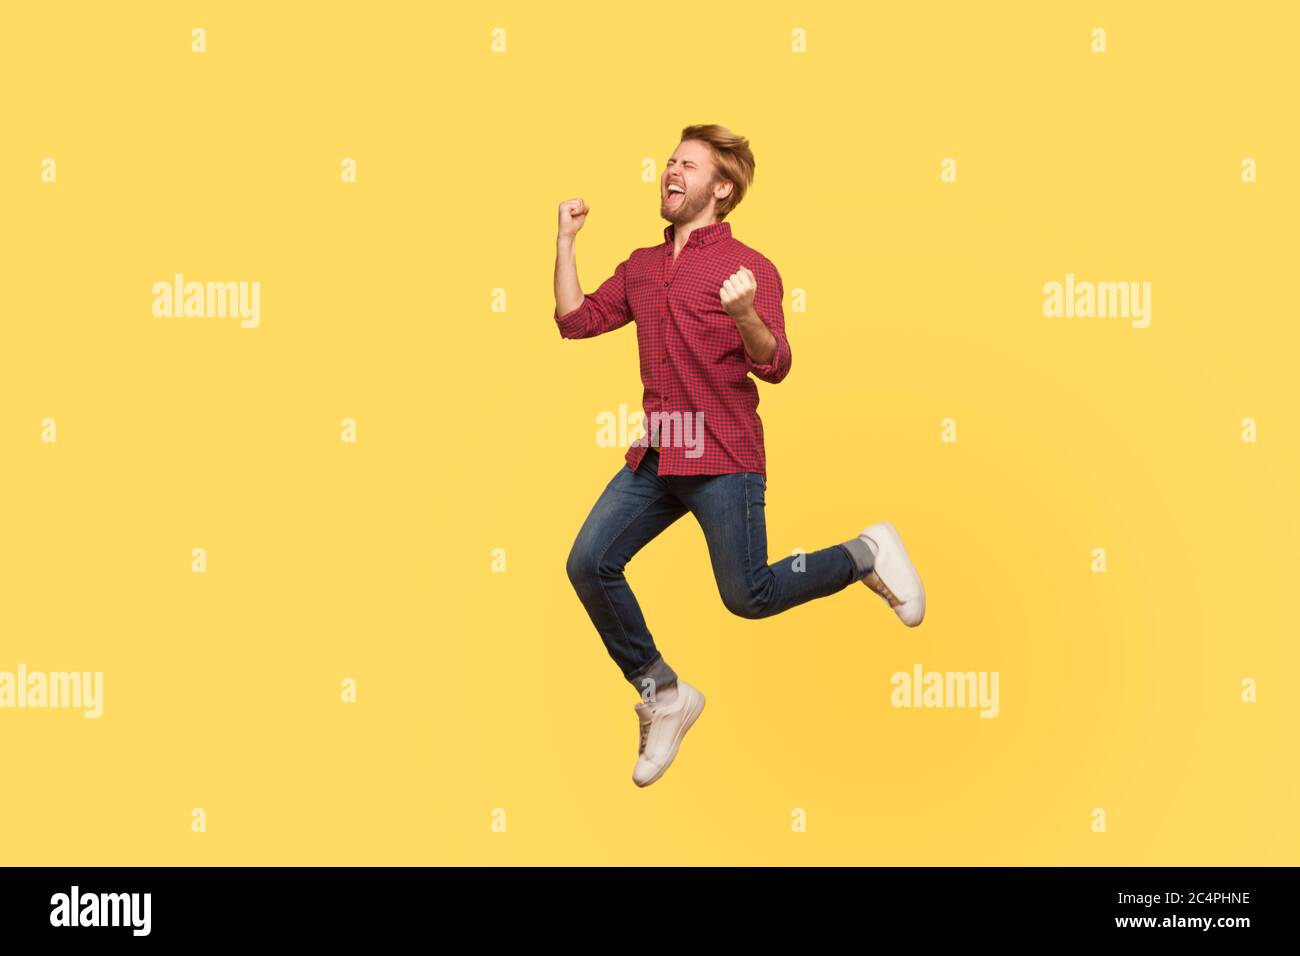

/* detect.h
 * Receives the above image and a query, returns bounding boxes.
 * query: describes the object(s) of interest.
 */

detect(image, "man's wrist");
[732,307,777,364]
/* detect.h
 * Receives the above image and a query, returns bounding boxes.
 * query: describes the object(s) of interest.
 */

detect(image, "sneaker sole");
[870,521,925,626]
[634,691,706,788]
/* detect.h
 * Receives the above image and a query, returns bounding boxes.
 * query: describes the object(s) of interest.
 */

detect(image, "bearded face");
[660,140,729,224]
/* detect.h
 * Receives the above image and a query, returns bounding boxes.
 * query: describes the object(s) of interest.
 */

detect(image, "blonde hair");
[679,124,755,220]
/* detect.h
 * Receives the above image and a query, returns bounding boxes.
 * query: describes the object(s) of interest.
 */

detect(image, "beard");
[660,178,713,223]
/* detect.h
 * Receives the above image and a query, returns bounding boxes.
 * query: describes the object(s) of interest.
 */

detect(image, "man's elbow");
[751,362,790,385]
[762,340,792,383]
[555,301,589,339]
[763,362,791,385]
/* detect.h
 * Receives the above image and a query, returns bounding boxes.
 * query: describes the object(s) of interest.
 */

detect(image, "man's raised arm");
[553,198,634,339]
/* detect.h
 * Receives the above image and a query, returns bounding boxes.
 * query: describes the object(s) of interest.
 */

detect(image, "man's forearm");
[554,237,584,316]
[732,307,777,364]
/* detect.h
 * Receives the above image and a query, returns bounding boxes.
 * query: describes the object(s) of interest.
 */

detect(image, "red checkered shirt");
[554,219,791,476]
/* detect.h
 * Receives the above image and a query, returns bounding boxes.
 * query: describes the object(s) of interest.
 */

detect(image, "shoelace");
[638,702,665,754]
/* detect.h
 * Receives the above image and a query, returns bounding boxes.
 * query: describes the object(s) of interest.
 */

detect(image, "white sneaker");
[859,522,925,627]
[632,680,706,787]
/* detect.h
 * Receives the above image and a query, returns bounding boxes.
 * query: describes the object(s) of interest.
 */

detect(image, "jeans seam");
[743,474,758,612]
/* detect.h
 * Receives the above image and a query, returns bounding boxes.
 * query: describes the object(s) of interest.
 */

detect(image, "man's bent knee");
[566,540,596,591]
[567,539,627,593]
[721,586,769,620]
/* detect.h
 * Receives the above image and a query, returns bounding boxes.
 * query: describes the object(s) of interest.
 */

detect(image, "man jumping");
[553,124,926,788]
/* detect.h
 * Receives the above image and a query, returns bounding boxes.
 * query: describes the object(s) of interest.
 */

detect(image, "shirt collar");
[663,219,732,249]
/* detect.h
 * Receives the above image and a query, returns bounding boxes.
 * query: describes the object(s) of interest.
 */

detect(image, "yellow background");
[1,2,1295,865]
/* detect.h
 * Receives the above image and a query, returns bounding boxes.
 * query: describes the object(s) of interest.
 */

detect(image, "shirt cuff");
[745,333,790,381]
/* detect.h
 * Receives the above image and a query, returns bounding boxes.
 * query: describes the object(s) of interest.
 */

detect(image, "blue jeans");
[565,447,873,694]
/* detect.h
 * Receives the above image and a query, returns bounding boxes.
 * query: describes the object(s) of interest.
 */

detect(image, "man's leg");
[669,470,873,619]
[565,449,688,696]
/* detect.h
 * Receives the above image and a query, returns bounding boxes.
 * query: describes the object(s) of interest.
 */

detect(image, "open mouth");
[666,184,686,206]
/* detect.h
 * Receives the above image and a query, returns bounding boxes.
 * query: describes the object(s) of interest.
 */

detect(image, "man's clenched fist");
[720,266,757,318]
[558,198,589,240]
